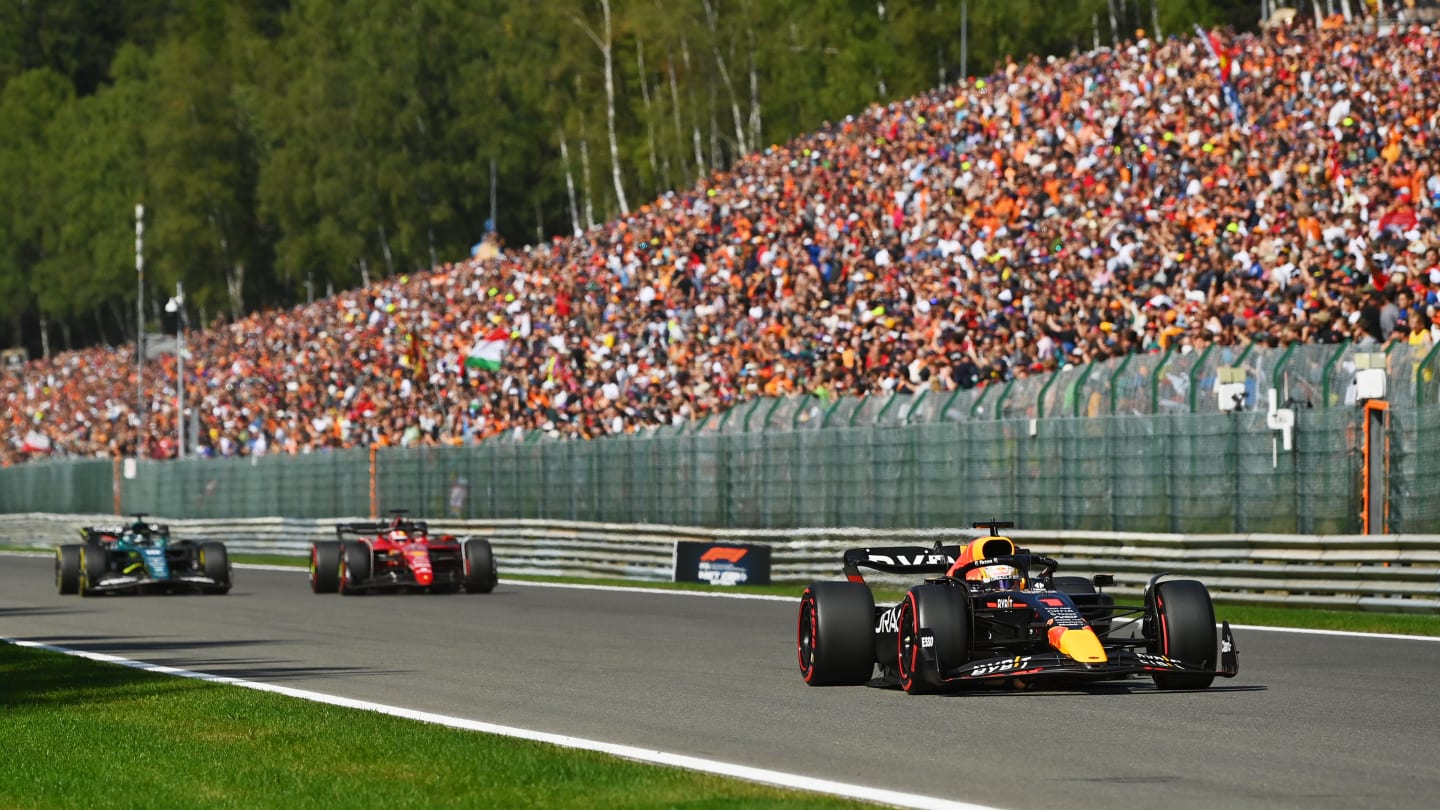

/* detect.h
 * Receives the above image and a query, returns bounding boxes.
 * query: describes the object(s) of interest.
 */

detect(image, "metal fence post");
[904,390,929,423]
[970,384,994,419]
[1319,341,1351,408]
[1150,349,1173,414]
[1036,371,1059,420]
[991,380,1016,420]
[1185,345,1215,411]
[1269,344,1298,403]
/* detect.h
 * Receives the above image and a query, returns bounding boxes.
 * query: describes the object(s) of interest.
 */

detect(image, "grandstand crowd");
[7,16,1440,465]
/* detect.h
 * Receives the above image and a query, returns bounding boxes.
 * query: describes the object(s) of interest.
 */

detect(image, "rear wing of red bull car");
[842,546,963,583]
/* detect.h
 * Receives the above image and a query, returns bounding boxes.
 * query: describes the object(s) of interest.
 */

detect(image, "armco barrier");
[6,514,1438,612]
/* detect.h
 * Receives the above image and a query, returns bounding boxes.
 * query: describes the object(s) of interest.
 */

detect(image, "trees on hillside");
[0,0,1248,356]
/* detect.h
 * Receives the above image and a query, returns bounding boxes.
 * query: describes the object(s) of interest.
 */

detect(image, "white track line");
[1227,624,1440,643]
[7,551,1440,642]
[2,638,997,810]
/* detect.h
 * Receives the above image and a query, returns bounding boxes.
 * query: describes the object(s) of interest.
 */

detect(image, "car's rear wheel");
[79,545,109,597]
[897,583,970,694]
[199,542,232,594]
[310,542,341,594]
[1053,575,1114,637]
[340,541,371,595]
[56,545,82,595]
[1148,579,1217,690]
[797,581,875,686]
[463,538,498,594]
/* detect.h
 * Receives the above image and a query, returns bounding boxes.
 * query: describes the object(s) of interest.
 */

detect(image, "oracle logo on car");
[675,541,771,586]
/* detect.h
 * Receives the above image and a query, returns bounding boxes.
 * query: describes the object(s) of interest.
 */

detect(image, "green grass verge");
[1212,604,1440,636]
[0,643,872,810]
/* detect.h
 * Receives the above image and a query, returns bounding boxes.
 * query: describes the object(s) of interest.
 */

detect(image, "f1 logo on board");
[700,547,749,563]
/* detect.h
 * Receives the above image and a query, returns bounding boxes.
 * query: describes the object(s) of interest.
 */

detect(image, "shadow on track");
[0,606,84,617]
[865,676,1267,697]
[3,636,410,693]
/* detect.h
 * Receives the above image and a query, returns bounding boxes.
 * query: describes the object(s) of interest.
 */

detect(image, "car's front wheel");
[463,538,497,594]
[199,542,231,594]
[56,545,82,595]
[79,545,109,597]
[897,583,970,694]
[1147,579,1218,690]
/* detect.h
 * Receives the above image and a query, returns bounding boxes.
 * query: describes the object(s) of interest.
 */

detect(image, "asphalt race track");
[4,554,1440,810]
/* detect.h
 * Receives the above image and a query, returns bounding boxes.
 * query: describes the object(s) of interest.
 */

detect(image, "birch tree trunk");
[744,0,762,150]
[378,223,395,278]
[665,46,689,179]
[636,37,662,194]
[572,0,630,216]
[709,80,721,168]
[580,135,596,229]
[559,128,582,236]
[701,0,748,156]
[226,262,245,321]
[682,36,706,176]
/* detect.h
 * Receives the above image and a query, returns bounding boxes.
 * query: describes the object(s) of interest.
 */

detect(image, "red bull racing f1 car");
[797,521,1238,693]
[309,510,498,595]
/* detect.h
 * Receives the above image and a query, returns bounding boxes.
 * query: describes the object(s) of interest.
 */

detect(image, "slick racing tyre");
[339,541,371,595]
[463,538,497,594]
[56,545,82,595]
[199,542,232,594]
[797,581,875,686]
[897,583,970,695]
[1052,576,1114,637]
[1147,579,1217,690]
[79,545,109,597]
[310,542,341,594]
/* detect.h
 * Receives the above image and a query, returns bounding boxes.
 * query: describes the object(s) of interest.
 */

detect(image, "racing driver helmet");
[966,563,1023,592]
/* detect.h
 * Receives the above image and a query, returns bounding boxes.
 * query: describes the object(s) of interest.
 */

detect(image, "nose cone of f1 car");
[1047,625,1107,664]
[415,569,434,586]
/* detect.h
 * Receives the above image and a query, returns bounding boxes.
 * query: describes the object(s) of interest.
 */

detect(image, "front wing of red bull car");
[797,521,1238,693]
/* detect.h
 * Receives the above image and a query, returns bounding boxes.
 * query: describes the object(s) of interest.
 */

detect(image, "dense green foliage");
[0,0,1255,354]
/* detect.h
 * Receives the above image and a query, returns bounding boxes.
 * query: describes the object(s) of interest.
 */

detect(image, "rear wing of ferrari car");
[335,520,431,539]
[842,545,964,583]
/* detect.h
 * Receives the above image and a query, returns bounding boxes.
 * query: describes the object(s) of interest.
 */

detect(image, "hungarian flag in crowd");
[466,328,509,371]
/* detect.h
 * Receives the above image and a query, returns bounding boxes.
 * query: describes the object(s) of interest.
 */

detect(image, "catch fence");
[2,342,1437,533]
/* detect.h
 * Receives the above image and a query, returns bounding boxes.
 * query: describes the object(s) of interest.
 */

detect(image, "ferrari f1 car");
[309,510,498,595]
[797,521,1238,693]
[55,514,232,596]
